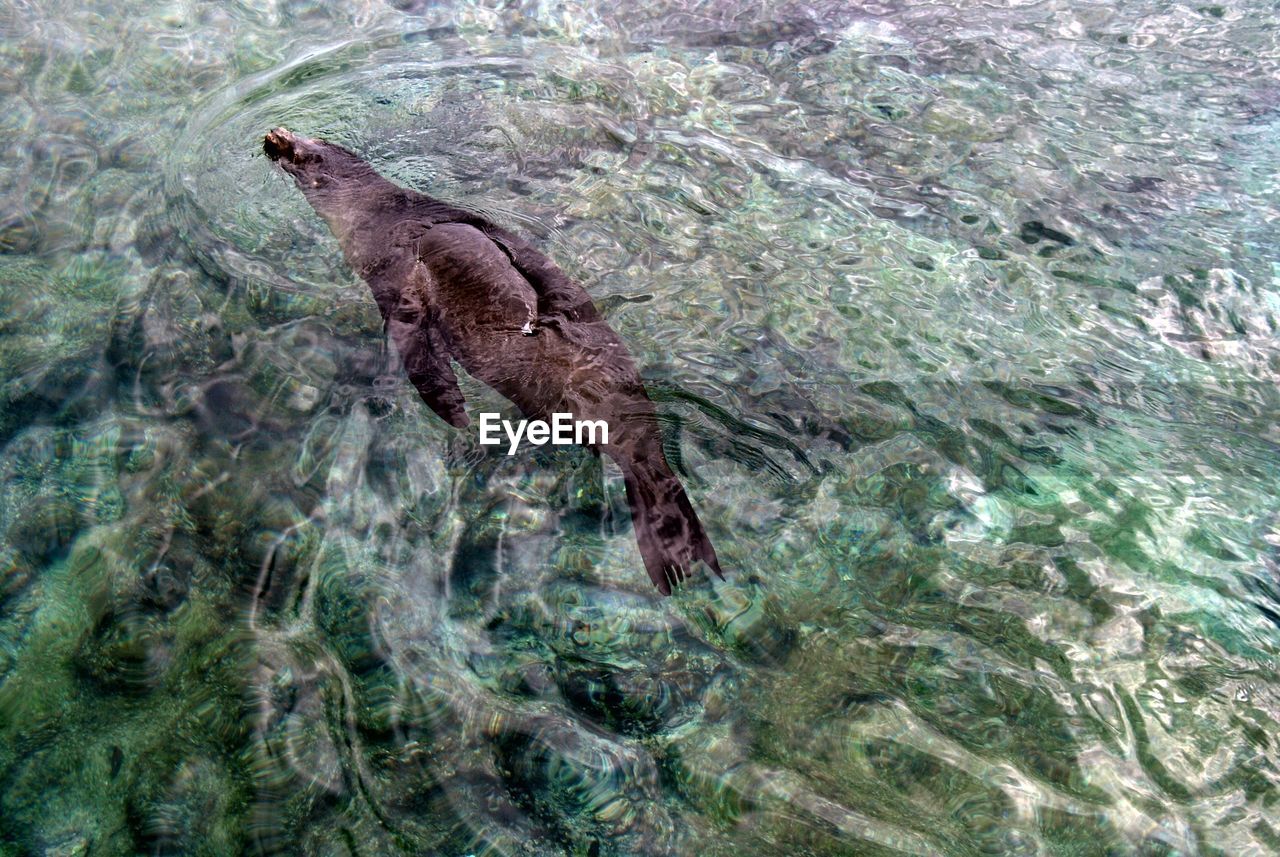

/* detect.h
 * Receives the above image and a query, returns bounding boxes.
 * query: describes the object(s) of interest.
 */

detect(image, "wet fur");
[264,128,721,593]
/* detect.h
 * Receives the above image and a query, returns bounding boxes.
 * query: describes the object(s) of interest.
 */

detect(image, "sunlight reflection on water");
[0,0,1278,854]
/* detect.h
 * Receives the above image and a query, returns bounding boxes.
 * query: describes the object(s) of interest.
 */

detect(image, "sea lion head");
[263,127,376,189]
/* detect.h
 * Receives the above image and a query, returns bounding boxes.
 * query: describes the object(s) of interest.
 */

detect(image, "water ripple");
[1,0,1279,854]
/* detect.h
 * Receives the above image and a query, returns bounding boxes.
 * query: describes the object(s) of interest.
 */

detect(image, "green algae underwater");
[2,0,1280,854]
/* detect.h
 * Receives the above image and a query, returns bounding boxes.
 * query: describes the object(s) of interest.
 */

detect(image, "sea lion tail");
[621,460,722,595]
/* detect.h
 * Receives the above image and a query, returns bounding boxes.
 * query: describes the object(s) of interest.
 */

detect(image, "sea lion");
[263,127,721,594]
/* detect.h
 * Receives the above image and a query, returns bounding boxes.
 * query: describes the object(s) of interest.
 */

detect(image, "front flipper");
[387,318,469,428]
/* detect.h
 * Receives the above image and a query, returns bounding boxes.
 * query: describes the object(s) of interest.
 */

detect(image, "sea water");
[0,1,1278,854]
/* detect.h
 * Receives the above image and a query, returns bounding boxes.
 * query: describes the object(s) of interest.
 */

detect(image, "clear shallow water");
[1,0,1279,853]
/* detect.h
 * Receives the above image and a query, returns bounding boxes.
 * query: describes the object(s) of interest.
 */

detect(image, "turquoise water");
[2,0,1279,853]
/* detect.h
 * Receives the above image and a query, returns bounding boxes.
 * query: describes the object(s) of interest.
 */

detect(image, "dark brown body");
[264,128,720,593]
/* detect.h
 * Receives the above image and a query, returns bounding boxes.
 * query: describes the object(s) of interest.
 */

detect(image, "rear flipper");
[621,460,722,595]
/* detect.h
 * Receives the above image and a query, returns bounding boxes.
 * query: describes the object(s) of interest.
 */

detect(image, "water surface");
[1,0,1279,854]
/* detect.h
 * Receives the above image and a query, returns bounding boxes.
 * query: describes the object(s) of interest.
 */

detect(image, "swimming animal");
[263,128,721,594]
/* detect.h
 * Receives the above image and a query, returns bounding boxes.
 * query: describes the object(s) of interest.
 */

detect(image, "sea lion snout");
[264,128,379,189]
[263,127,295,161]
[263,127,322,167]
